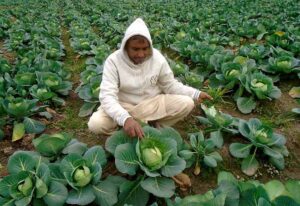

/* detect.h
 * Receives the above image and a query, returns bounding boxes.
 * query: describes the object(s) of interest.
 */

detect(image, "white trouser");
[88,94,194,135]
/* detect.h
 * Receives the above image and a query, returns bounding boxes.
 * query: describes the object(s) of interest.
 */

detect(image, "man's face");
[126,37,151,64]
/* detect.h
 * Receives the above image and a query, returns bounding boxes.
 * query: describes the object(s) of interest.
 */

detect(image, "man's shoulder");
[152,48,167,64]
[106,49,121,62]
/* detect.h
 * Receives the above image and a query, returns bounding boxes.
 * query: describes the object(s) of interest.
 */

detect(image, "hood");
[120,18,153,67]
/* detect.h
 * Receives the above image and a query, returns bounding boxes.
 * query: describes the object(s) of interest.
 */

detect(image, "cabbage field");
[0,0,300,205]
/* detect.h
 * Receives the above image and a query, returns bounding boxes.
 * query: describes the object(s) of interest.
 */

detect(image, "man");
[88,18,212,138]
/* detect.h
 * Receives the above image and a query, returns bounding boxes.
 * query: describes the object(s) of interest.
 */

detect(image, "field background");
[0,0,299,205]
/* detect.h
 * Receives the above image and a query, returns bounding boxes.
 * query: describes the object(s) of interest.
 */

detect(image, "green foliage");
[106,126,186,200]
[0,151,68,206]
[229,118,289,176]
[168,171,300,206]
[196,104,239,142]
[32,132,74,158]
[179,131,222,175]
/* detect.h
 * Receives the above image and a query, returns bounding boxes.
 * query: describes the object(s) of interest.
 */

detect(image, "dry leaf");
[193,164,201,176]
[172,172,192,191]
[289,87,300,98]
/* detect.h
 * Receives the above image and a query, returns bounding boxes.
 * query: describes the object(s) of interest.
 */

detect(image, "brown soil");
[0,40,16,63]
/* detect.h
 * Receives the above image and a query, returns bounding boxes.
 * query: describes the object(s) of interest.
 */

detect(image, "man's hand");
[197,92,213,103]
[124,117,144,138]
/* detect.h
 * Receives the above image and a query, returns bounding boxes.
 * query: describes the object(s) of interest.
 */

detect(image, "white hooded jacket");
[99,18,201,126]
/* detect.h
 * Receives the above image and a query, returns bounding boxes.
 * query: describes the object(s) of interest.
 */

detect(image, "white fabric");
[88,94,194,135]
[99,18,201,127]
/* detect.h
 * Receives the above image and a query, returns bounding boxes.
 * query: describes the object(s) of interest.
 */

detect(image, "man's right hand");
[124,117,144,138]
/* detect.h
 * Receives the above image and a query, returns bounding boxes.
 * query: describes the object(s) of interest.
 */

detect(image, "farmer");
[88,18,212,138]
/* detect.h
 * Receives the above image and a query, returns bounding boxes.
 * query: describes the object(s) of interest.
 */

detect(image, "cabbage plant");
[105,126,186,204]
[236,72,281,114]
[13,72,36,87]
[168,58,189,77]
[91,44,110,65]
[229,118,289,176]
[76,63,103,117]
[2,97,45,141]
[267,55,300,74]
[29,85,56,102]
[0,151,68,206]
[168,171,300,206]
[238,44,269,61]
[266,31,291,49]
[244,72,281,100]
[0,56,12,73]
[55,145,119,206]
[33,132,87,160]
[209,62,243,90]
[196,104,239,149]
[184,72,203,88]
[179,131,222,176]
[36,71,72,96]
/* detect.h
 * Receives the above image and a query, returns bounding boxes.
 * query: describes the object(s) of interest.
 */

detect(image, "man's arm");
[100,58,131,126]
[100,58,144,138]
[158,60,212,101]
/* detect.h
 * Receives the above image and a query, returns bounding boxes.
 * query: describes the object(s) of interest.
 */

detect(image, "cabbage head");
[73,165,92,187]
[18,176,33,196]
[222,62,242,81]
[142,146,162,168]
[255,129,271,144]
[138,136,169,171]
[247,73,274,100]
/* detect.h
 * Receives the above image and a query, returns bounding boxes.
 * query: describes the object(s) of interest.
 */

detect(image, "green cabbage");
[255,129,270,144]
[251,79,268,92]
[73,166,92,187]
[142,147,162,168]
[18,177,33,196]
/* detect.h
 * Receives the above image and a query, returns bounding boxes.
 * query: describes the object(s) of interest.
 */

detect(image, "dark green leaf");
[141,177,175,198]
[241,155,259,176]
[23,117,45,134]
[93,179,118,206]
[115,143,139,175]
[117,176,149,206]
[237,97,256,114]
[66,185,95,205]
[79,102,98,117]
[229,143,252,158]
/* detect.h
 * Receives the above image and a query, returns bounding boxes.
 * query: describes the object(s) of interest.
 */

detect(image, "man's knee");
[87,113,116,135]
[182,96,195,114]
[88,114,104,134]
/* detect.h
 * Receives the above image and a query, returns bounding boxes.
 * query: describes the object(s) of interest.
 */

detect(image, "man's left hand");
[197,92,213,103]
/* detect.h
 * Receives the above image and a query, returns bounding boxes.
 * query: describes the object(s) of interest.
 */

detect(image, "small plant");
[2,96,46,141]
[179,131,222,175]
[196,104,239,148]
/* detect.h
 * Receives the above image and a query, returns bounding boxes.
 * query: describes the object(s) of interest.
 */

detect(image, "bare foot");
[148,120,162,129]
[172,172,191,191]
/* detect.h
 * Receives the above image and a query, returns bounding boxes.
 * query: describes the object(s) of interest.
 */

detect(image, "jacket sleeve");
[158,60,201,100]
[99,58,131,126]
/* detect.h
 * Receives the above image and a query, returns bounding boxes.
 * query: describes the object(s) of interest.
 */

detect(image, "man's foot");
[172,172,191,191]
[148,120,162,129]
